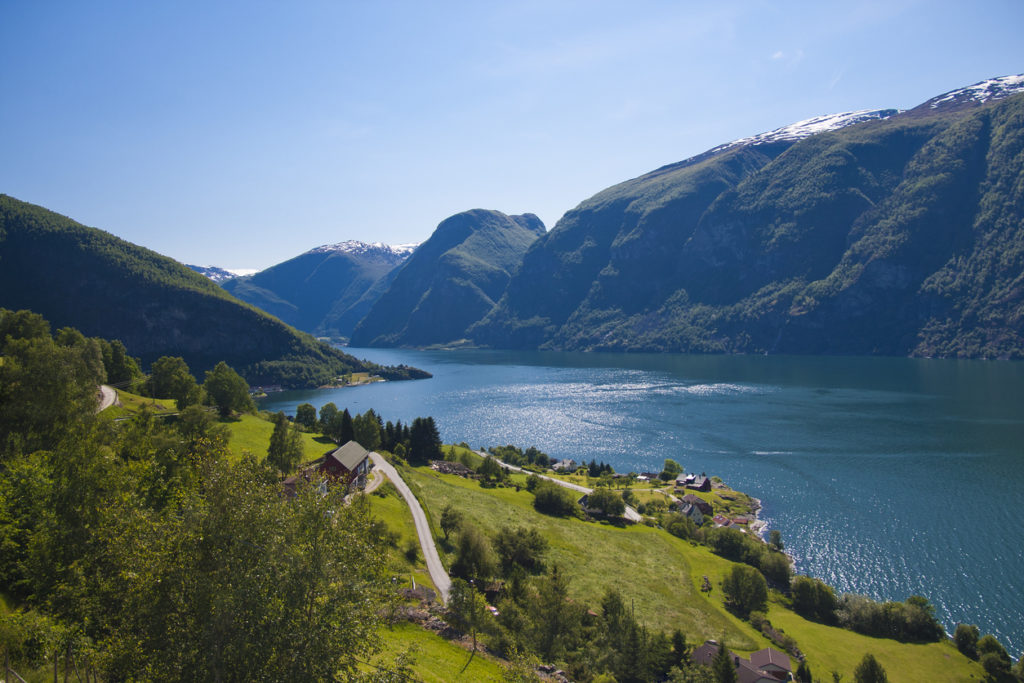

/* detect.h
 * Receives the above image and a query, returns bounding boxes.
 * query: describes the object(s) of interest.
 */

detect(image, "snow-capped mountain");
[307,240,418,261]
[709,108,900,155]
[926,74,1024,109]
[187,264,253,283]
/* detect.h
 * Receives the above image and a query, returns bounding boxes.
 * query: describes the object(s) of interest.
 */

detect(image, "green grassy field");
[402,465,761,649]
[365,481,438,595]
[400,465,983,682]
[374,621,505,682]
[218,411,335,463]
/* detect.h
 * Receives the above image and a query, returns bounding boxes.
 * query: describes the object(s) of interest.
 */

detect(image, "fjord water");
[263,349,1024,652]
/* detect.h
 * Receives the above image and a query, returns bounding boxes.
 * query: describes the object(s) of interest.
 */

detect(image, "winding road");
[479,452,643,523]
[369,452,452,604]
[97,385,118,412]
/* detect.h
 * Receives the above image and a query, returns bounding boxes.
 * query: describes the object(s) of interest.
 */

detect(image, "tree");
[853,654,888,683]
[721,565,767,618]
[100,338,144,388]
[659,459,683,481]
[493,526,548,575]
[976,634,1012,679]
[295,403,318,430]
[353,409,382,450]
[0,334,103,458]
[339,408,355,443]
[791,575,839,624]
[769,529,784,551]
[203,361,254,417]
[408,416,442,464]
[450,523,495,582]
[448,578,487,652]
[0,308,50,347]
[319,402,339,433]
[477,455,506,483]
[440,504,462,542]
[953,623,979,659]
[759,551,792,588]
[587,487,626,517]
[711,642,737,683]
[146,356,201,409]
[267,412,303,473]
[795,660,813,683]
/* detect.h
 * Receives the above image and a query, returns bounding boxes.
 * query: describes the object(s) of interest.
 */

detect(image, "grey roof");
[749,648,791,672]
[328,441,369,471]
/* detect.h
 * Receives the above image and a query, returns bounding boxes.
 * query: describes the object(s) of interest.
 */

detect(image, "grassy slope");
[403,466,982,682]
[374,622,505,683]
[403,465,759,649]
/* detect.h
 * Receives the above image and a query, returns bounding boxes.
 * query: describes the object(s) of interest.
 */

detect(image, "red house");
[319,441,371,491]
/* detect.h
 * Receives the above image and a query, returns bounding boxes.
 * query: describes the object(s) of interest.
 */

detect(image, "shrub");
[953,623,979,659]
[532,482,578,517]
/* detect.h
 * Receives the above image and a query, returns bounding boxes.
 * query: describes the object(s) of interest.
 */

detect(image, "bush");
[759,551,792,588]
[790,575,838,624]
[837,594,945,643]
[532,482,578,517]
[954,623,979,659]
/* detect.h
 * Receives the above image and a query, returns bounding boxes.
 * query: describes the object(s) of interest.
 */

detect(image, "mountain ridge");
[0,195,430,387]
[469,75,1024,359]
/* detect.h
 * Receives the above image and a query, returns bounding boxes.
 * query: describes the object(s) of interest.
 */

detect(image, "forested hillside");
[351,209,545,347]
[473,85,1024,359]
[0,196,429,387]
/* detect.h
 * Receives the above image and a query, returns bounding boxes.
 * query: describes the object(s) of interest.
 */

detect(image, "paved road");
[479,452,643,523]
[370,452,451,604]
[97,385,117,412]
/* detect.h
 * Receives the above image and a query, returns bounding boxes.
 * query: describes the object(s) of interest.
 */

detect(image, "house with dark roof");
[686,474,711,492]
[681,493,713,516]
[319,440,371,491]
[749,648,792,680]
[690,641,789,683]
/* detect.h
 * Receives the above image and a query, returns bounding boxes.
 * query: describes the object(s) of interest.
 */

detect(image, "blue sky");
[2,1,1022,270]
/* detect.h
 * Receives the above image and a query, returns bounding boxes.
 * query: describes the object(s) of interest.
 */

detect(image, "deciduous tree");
[203,361,253,417]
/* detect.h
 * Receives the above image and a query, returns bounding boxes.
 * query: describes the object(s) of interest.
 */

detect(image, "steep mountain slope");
[473,76,1024,359]
[0,196,429,387]
[221,241,414,340]
[350,209,545,347]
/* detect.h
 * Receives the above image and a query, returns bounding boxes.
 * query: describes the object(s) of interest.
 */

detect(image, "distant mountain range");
[0,196,429,387]
[221,241,416,340]
[9,74,1024,364]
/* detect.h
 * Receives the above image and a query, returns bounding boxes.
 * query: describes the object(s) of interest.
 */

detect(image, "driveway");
[369,452,451,604]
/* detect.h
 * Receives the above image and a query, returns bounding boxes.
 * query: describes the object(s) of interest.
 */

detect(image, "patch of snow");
[226,268,259,277]
[928,74,1024,109]
[307,240,418,259]
[187,264,239,283]
[709,109,898,155]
